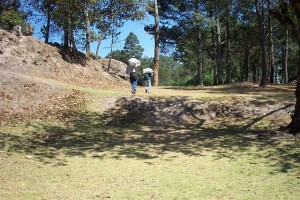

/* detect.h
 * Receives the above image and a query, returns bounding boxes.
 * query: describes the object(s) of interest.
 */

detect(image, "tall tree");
[27,0,56,43]
[255,0,268,87]
[268,0,275,84]
[225,0,232,84]
[282,30,289,83]
[94,0,145,58]
[153,0,160,86]
[43,0,55,43]
[214,0,224,85]
[124,32,144,58]
[150,0,212,86]
[195,12,204,86]
[144,0,161,85]
[83,0,92,54]
[269,0,300,133]
[51,0,82,49]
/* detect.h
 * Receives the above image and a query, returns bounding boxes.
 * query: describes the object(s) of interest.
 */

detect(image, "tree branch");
[269,5,300,42]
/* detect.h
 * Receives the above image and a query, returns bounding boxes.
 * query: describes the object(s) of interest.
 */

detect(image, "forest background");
[1,0,299,87]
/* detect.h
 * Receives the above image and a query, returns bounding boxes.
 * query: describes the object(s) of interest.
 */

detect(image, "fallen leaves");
[0,90,87,126]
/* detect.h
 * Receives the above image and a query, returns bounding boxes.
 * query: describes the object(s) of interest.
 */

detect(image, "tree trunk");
[84,1,91,54]
[242,45,249,82]
[289,74,300,133]
[63,25,69,49]
[196,59,203,86]
[216,18,222,84]
[253,62,257,83]
[108,19,115,71]
[298,43,300,76]
[196,32,203,86]
[269,0,300,133]
[45,5,51,44]
[70,20,77,52]
[211,27,217,85]
[108,38,113,71]
[96,32,105,58]
[63,6,70,49]
[255,0,268,87]
[225,1,231,84]
[269,39,275,83]
[283,30,289,83]
[197,32,204,86]
[268,3,275,84]
[153,0,160,86]
[214,0,222,84]
[195,0,203,86]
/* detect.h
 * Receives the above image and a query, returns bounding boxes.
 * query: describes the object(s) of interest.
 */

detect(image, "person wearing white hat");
[126,57,140,94]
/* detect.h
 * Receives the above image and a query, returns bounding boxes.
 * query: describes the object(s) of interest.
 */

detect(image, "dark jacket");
[144,73,152,81]
[130,72,138,81]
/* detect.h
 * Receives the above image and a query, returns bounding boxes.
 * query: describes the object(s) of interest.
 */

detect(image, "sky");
[32,16,155,58]
[92,18,155,58]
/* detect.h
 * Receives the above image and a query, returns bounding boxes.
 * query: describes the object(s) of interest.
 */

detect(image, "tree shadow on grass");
[3,96,299,173]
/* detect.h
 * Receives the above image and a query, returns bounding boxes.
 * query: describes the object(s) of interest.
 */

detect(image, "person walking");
[144,71,152,93]
[143,67,153,93]
[126,57,140,94]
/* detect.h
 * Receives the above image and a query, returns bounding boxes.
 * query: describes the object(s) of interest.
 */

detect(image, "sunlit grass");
[1,142,299,199]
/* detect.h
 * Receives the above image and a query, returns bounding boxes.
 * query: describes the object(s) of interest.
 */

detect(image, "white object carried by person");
[143,68,154,75]
[128,58,141,67]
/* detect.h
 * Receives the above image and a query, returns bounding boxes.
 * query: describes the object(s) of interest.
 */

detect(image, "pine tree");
[124,32,144,59]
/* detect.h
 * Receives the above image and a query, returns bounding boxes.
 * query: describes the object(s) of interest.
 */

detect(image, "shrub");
[0,9,24,30]
[87,52,98,60]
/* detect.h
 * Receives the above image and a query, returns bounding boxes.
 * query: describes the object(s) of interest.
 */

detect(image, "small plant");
[32,57,40,65]
[87,52,98,60]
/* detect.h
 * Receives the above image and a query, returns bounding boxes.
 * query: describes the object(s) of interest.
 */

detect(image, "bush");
[87,52,98,60]
[0,9,24,30]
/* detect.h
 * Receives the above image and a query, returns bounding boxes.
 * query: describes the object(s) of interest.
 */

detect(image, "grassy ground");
[0,84,299,200]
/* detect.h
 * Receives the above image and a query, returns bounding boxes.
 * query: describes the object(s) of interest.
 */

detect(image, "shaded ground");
[2,95,298,171]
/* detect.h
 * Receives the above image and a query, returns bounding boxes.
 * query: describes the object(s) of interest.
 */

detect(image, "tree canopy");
[1,0,300,88]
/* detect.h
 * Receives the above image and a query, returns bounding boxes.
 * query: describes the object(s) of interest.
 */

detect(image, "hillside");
[0,29,129,124]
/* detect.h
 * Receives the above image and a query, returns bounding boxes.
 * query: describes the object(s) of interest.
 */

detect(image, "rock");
[25,155,33,159]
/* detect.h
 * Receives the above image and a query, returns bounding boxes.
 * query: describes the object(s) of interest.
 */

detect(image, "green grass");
[1,143,299,199]
[0,83,299,199]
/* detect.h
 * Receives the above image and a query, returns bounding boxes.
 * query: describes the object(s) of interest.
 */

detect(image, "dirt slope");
[0,29,129,124]
[0,29,128,89]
